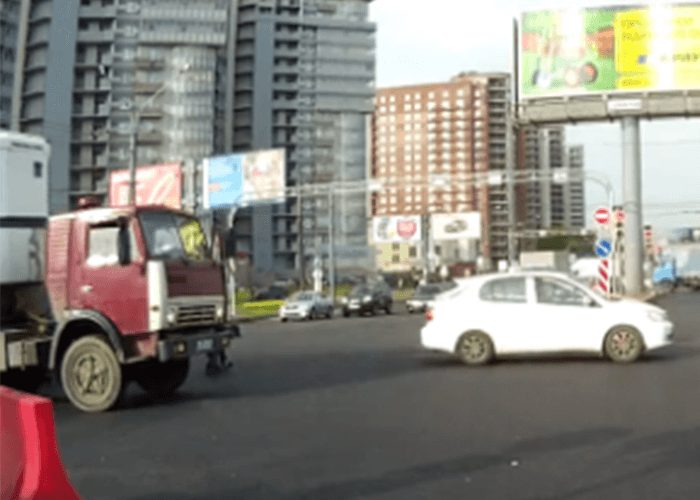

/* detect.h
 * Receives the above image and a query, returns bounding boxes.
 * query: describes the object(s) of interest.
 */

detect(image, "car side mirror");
[583,296,597,307]
[117,223,131,266]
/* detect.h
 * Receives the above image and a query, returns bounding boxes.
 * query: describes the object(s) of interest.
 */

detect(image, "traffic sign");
[593,207,610,225]
[595,239,613,258]
[614,208,625,224]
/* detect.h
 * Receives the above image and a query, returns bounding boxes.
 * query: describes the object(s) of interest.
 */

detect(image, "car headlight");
[647,310,667,322]
[363,295,372,303]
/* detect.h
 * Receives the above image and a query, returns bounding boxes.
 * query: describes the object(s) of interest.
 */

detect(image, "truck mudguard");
[48,310,125,370]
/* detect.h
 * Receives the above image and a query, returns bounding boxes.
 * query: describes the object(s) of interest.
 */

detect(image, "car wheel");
[60,335,123,412]
[307,308,316,320]
[456,331,494,366]
[605,326,644,363]
[343,310,350,318]
[385,302,392,315]
[407,307,414,314]
[280,317,288,323]
[326,307,333,319]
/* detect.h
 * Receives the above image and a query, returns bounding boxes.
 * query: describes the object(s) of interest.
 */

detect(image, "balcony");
[77,30,114,44]
[79,6,117,18]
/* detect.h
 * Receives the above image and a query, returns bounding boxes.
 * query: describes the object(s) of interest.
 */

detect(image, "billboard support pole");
[621,116,644,295]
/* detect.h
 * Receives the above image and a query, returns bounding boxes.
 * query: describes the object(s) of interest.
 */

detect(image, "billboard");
[372,216,422,244]
[203,149,286,209]
[520,4,700,99]
[109,163,182,209]
[431,212,481,241]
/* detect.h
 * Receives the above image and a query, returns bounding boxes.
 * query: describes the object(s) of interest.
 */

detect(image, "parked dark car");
[341,282,393,317]
[254,285,288,301]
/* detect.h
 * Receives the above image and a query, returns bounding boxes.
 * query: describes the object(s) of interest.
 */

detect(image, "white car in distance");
[279,291,334,321]
[421,272,674,365]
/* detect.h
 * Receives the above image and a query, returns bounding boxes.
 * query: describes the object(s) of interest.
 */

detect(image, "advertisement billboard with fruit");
[520,4,700,99]
[372,216,422,244]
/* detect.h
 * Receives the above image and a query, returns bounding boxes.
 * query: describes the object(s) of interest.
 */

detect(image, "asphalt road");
[53,292,700,500]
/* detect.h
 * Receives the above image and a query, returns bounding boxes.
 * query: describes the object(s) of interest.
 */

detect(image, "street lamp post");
[127,64,190,206]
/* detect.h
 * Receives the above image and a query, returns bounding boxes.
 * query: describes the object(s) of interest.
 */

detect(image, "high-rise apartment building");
[10,0,374,283]
[15,0,232,213]
[228,0,375,281]
[371,72,513,271]
[566,144,585,229]
[0,0,28,130]
[517,125,585,231]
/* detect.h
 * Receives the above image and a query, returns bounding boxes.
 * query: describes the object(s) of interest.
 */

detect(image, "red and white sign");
[593,207,610,225]
[614,208,625,224]
[372,216,421,244]
[109,163,182,210]
[597,258,611,295]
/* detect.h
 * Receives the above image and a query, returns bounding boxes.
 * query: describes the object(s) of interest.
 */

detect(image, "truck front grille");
[176,304,217,326]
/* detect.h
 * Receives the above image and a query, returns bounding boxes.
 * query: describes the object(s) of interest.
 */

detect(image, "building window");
[392,255,400,263]
[409,246,417,258]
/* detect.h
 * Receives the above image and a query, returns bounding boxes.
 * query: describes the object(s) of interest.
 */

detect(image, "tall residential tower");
[229,0,375,282]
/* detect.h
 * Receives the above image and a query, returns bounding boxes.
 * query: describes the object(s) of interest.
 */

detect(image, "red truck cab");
[43,204,237,411]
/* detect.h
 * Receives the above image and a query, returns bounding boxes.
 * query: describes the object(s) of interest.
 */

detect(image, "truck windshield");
[139,211,209,261]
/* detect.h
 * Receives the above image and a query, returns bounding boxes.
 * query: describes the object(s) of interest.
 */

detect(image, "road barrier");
[0,386,80,500]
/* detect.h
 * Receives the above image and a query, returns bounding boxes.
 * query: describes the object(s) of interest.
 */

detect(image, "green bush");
[238,300,283,318]
[236,288,253,304]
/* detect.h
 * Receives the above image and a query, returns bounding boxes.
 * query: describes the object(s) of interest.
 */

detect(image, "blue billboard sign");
[203,149,286,209]
[203,154,244,209]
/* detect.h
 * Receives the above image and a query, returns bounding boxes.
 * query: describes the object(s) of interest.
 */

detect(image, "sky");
[369,0,700,234]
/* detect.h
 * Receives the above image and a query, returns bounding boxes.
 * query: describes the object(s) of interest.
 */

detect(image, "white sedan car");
[420,272,674,365]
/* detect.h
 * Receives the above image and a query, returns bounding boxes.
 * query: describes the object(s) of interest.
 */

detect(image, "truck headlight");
[166,306,178,326]
[341,297,348,304]
[215,305,224,320]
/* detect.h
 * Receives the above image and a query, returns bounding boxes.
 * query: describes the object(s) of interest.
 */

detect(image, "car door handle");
[81,285,93,293]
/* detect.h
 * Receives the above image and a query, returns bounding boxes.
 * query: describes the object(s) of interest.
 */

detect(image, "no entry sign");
[593,207,610,225]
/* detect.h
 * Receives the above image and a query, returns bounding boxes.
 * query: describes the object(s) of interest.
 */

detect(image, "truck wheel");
[1,368,46,394]
[60,335,122,413]
[135,359,189,398]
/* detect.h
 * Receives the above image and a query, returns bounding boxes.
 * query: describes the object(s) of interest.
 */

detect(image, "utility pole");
[128,109,139,205]
[328,185,336,302]
[422,213,431,282]
[621,117,644,295]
